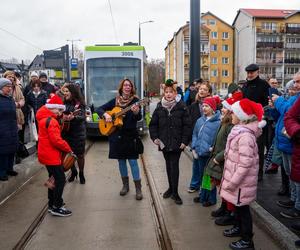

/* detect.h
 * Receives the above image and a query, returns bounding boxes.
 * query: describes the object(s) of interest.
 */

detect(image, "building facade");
[233,9,300,85]
[164,12,234,95]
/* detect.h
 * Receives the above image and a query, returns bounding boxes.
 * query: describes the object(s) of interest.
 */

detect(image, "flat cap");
[245,63,259,72]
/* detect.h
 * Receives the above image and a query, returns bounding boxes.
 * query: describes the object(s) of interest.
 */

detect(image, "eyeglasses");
[294,80,300,84]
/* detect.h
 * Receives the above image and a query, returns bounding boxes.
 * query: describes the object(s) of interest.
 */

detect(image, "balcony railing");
[286,43,300,49]
[256,58,283,64]
[260,73,283,79]
[284,58,300,64]
[286,27,300,34]
[256,42,284,48]
[256,26,285,34]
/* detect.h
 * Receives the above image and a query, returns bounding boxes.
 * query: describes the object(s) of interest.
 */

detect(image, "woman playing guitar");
[96,78,143,200]
[62,83,87,184]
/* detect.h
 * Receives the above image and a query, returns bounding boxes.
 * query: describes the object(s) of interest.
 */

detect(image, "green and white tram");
[84,44,148,136]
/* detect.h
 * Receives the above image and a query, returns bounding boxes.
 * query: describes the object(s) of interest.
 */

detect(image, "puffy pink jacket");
[220,122,261,206]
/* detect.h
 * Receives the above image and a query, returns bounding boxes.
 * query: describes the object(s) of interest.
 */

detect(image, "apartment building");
[233,9,300,85]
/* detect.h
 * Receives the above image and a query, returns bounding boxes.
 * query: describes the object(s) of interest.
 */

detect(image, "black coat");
[41,82,55,97]
[189,100,203,129]
[0,93,18,154]
[96,97,142,159]
[149,100,192,152]
[62,101,86,155]
[26,90,48,115]
[242,76,270,107]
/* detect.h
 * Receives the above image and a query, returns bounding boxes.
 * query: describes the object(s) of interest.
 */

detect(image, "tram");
[84,43,149,136]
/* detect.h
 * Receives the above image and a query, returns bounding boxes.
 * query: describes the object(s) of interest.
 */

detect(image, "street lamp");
[139,20,154,45]
[236,25,250,81]
[66,39,81,58]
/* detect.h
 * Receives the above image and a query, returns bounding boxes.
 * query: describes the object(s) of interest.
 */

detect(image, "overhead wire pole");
[107,0,119,44]
[66,39,81,59]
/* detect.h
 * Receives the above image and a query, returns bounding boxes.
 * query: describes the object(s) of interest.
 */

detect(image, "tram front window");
[86,58,141,107]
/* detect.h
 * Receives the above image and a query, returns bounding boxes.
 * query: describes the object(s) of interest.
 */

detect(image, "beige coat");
[12,83,25,129]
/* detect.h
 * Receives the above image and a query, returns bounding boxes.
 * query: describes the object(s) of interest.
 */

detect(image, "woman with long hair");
[62,84,87,184]
[96,79,143,200]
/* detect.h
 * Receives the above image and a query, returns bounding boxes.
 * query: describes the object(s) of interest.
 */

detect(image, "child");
[149,80,192,205]
[36,94,73,217]
[220,98,266,250]
[190,96,221,205]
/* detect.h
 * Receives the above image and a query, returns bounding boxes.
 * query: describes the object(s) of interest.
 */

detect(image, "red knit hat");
[222,92,244,111]
[231,98,266,128]
[203,96,219,112]
[45,94,65,110]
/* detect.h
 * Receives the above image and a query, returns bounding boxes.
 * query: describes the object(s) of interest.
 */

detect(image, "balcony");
[201,49,209,55]
[256,42,283,49]
[284,58,300,64]
[256,26,285,34]
[286,27,300,34]
[286,43,300,49]
[260,73,283,80]
[256,58,283,64]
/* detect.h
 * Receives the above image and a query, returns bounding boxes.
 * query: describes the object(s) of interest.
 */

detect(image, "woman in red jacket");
[36,94,73,217]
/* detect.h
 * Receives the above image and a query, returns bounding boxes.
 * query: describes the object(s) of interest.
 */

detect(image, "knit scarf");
[161,97,177,112]
[115,94,135,108]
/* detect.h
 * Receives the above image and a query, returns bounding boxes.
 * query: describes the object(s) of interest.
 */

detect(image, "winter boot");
[211,201,227,217]
[120,177,129,196]
[134,179,143,200]
[215,211,236,226]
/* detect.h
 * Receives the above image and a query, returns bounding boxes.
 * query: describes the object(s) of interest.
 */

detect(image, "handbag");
[17,141,29,158]
[135,137,144,154]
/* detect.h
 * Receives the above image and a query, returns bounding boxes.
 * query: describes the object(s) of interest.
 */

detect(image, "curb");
[183,146,298,250]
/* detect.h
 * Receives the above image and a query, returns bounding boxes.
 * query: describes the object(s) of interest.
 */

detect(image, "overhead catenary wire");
[107,0,119,44]
[0,26,43,51]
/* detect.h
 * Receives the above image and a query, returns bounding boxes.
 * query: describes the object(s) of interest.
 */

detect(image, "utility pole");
[67,39,81,59]
[189,0,200,83]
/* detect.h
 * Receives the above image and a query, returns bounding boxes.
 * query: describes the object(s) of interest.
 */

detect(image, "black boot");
[79,171,85,184]
[171,193,183,205]
[163,188,172,199]
[134,179,143,200]
[68,166,78,182]
[215,211,236,226]
[120,177,129,196]
[211,201,227,217]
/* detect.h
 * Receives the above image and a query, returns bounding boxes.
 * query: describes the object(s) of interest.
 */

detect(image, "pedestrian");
[183,82,197,106]
[206,92,242,219]
[220,98,266,250]
[0,78,19,181]
[284,96,300,246]
[39,72,55,96]
[36,94,73,217]
[62,84,87,184]
[242,63,270,180]
[96,79,144,200]
[149,80,192,205]
[190,96,221,205]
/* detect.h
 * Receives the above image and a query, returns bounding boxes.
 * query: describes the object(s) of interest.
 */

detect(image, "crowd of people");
[149,64,300,250]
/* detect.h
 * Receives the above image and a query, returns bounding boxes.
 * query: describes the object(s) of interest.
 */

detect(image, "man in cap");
[39,72,55,97]
[243,63,270,181]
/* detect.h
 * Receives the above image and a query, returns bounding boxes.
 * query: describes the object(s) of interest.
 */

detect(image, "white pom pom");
[228,93,232,98]
[258,120,267,128]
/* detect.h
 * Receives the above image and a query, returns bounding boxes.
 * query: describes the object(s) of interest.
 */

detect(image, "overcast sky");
[0,0,299,62]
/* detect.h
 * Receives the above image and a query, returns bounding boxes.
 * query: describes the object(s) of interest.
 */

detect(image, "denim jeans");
[189,156,209,190]
[294,182,300,210]
[118,159,140,180]
[281,152,296,201]
[200,187,217,204]
[0,153,15,177]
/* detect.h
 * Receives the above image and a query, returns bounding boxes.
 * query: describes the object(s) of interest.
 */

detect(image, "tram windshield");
[86,57,141,107]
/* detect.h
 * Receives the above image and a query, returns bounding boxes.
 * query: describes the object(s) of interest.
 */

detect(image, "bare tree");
[147,59,165,95]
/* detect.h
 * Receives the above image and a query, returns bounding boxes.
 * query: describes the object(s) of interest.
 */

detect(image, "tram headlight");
[85,108,92,122]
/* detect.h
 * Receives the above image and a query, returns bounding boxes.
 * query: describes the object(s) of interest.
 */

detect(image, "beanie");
[39,72,48,79]
[0,78,12,90]
[45,94,65,110]
[231,98,266,128]
[203,96,217,112]
[30,71,39,78]
[222,92,244,111]
[227,83,240,95]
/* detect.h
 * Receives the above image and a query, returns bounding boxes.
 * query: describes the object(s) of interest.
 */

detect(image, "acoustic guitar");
[61,109,82,132]
[99,98,148,136]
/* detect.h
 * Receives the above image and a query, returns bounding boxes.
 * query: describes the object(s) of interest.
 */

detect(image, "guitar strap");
[46,117,52,129]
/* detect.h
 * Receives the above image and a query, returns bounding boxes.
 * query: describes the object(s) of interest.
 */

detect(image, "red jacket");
[36,106,72,166]
[284,96,300,182]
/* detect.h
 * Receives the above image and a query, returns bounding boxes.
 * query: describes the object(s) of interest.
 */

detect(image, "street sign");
[71,58,78,69]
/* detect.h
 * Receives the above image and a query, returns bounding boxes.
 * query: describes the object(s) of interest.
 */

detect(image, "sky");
[0,0,299,63]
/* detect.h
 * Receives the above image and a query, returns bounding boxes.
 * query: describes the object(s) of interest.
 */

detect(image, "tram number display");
[121,52,134,57]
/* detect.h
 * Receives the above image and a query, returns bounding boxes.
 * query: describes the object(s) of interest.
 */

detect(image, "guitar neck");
[115,99,146,118]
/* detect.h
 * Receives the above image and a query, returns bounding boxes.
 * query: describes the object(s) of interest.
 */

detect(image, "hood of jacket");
[36,105,58,122]
[205,110,221,123]
[229,121,262,140]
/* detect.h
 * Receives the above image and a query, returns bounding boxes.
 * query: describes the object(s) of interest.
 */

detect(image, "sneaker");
[51,207,72,217]
[193,197,201,203]
[223,226,241,237]
[229,239,254,250]
[171,194,183,205]
[7,170,18,176]
[187,187,199,193]
[277,185,290,196]
[265,163,279,174]
[0,176,8,181]
[290,223,300,234]
[215,213,235,226]
[202,201,216,207]
[280,208,300,219]
[48,206,53,213]
[277,200,295,208]
[162,189,172,199]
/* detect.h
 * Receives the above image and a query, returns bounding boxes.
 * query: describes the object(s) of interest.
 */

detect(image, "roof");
[202,11,233,28]
[241,8,298,18]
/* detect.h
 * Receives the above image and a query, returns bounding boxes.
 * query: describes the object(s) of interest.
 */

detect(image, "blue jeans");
[118,159,140,180]
[0,153,15,177]
[281,152,296,202]
[189,156,209,189]
[200,187,217,204]
[294,182,300,210]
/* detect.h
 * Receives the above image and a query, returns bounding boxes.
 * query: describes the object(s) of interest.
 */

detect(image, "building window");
[211,57,218,64]
[211,31,218,39]
[222,82,229,89]
[211,70,218,77]
[262,22,277,31]
[222,70,229,77]
[222,57,229,64]
[209,19,216,25]
[222,32,229,39]
[211,44,217,51]
[222,45,229,51]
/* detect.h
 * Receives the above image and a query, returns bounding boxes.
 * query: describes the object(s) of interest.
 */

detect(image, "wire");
[107,0,119,44]
[0,26,43,51]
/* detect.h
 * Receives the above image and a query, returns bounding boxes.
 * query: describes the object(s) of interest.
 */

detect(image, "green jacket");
[205,122,233,180]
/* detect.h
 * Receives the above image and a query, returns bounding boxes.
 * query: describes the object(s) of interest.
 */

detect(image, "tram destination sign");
[43,50,65,69]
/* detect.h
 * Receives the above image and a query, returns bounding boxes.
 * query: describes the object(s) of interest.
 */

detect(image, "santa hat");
[203,96,220,112]
[231,98,266,128]
[222,92,244,111]
[45,94,65,110]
